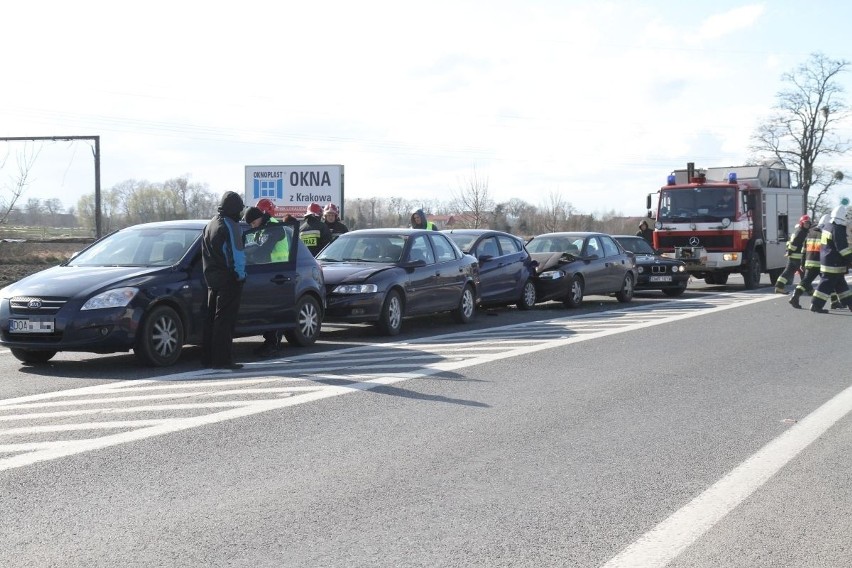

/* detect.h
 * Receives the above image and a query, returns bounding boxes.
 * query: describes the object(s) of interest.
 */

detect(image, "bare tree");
[0,142,42,224]
[537,190,572,233]
[808,169,844,217]
[751,53,850,209]
[450,170,494,228]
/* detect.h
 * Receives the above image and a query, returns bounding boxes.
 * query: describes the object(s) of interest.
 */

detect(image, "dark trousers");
[202,279,243,366]
[811,272,852,310]
[795,267,820,294]
[776,257,802,288]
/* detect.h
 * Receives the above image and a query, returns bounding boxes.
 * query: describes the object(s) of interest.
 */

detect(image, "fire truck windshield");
[658,187,738,222]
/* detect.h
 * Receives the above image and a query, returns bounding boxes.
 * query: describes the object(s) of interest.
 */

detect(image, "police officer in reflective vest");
[299,202,332,256]
[810,204,852,313]
[775,214,811,293]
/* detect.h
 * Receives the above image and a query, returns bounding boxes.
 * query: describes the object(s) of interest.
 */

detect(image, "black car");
[526,231,637,308]
[0,220,325,367]
[316,229,480,335]
[613,235,690,296]
[443,229,537,310]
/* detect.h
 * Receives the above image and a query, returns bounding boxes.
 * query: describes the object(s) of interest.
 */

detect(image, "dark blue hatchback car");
[0,219,325,367]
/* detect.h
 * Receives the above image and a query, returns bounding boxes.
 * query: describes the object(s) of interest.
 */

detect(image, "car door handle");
[270,275,293,284]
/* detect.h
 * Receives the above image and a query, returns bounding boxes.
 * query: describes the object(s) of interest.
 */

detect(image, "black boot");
[788,289,803,309]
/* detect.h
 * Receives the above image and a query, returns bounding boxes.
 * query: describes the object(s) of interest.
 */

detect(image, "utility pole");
[0,135,102,237]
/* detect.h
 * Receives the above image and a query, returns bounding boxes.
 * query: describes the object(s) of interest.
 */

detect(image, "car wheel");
[662,283,687,297]
[134,305,184,367]
[376,290,403,336]
[616,273,634,302]
[10,348,57,365]
[516,279,536,310]
[284,295,322,346]
[563,275,584,308]
[452,285,476,323]
[742,255,761,289]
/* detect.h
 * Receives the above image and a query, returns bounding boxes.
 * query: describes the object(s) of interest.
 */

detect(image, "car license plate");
[9,318,55,334]
[649,275,672,282]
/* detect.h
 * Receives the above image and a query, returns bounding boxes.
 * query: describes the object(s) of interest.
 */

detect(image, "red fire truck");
[646,162,804,289]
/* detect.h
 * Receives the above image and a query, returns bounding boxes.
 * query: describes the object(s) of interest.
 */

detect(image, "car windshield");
[526,236,584,256]
[658,187,739,222]
[317,234,407,263]
[68,227,201,267]
[446,233,477,252]
[617,237,655,255]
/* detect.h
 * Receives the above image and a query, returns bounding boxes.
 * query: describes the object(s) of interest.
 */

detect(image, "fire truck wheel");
[743,256,761,290]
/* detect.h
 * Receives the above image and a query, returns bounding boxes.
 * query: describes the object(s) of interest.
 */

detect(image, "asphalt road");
[2,276,851,567]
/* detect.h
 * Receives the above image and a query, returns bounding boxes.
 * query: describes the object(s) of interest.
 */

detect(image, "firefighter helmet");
[306,202,324,217]
[323,203,339,216]
[818,214,831,229]
[256,198,276,216]
[830,205,848,226]
[799,214,811,225]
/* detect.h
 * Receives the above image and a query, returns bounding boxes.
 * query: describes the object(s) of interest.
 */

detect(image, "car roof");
[337,228,438,236]
[122,219,209,230]
[612,235,642,239]
[531,231,606,238]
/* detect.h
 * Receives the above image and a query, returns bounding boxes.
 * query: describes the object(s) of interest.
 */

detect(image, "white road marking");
[0,292,780,473]
[601,381,852,568]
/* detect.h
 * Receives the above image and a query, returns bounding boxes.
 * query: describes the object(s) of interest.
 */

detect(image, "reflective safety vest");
[803,226,823,269]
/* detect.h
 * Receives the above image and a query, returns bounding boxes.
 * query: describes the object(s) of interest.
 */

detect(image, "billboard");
[244,164,344,219]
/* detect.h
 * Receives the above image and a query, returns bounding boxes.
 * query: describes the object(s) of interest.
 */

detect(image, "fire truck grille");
[657,235,734,249]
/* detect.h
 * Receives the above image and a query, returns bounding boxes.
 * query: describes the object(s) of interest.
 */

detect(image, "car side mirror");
[477,254,494,262]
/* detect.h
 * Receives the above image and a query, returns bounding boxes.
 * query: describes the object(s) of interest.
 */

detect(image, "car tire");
[616,273,634,303]
[376,290,403,336]
[284,294,322,347]
[134,305,184,367]
[516,279,536,310]
[452,285,476,323]
[662,283,687,297]
[743,255,761,289]
[563,275,584,308]
[10,348,57,365]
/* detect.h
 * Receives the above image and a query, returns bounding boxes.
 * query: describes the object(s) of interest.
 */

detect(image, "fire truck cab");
[646,162,804,289]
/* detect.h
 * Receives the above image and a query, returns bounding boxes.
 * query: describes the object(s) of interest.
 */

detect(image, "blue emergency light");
[728,172,737,183]
[667,174,676,185]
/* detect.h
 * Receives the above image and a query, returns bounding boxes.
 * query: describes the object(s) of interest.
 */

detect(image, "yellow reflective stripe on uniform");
[812,289,832,301]
[840,246,852,256]
[820,264,847,274]
[803,260,821,268]
[787,252,803,259]
[839,290,852,300]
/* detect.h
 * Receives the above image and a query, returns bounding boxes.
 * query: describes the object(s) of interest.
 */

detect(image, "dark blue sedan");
[443,229,537,310]
[317,229,480,335]
[0,220,325,367]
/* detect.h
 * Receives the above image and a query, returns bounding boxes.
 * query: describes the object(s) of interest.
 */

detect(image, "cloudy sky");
[2,0,852,217]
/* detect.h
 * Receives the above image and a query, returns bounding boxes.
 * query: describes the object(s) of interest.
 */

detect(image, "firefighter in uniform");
[299,202,332,256]
[323,203,349,238]
[810,204,852,313]
[789,214,829,309]
[774,214,811,293]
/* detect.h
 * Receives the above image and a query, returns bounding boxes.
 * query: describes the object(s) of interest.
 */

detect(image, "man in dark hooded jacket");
[409,208,437,230]
[201,191,247,369]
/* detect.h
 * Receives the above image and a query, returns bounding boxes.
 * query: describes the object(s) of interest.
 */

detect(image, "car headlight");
[538,270,564,280]
[333,283,378,294]
[674,265,685,272]
[637,266,645,273]
[81,287,139,310]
